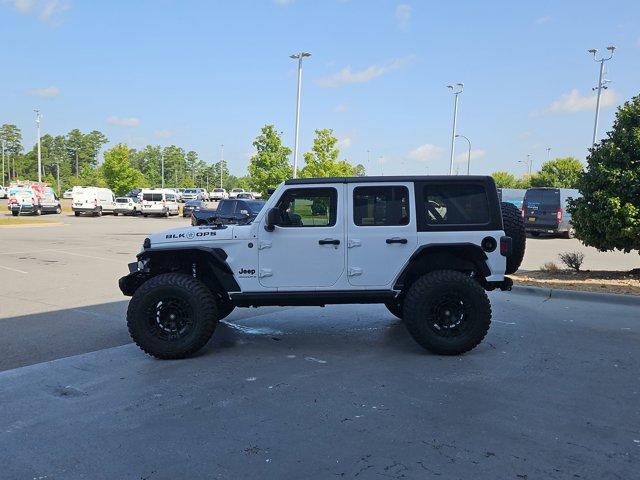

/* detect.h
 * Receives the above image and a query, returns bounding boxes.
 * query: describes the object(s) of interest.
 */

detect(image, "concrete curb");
[510,285,640,306]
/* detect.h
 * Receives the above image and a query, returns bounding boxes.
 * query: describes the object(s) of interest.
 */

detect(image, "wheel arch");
[119,247,240,297]
[393,243,490,292]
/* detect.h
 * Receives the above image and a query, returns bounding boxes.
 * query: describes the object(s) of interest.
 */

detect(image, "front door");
[347,183,416,286]
[258,185,345,288]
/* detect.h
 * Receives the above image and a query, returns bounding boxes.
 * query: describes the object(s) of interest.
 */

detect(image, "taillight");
[500,236,512,256]
[556,208,563,222]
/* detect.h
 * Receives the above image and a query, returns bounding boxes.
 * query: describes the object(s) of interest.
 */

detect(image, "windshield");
[213,189,224,192]
[185,200,202,206]
[232,188,243,192]
[184,189,197,194]
[143,193,163,202]
[247,201,266,214]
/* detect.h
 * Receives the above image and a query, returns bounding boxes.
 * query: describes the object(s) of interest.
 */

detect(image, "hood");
[149,224,235,247]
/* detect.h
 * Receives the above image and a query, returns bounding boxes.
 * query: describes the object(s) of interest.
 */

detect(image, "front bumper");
[73,206,99,213]
[114,208,135,214]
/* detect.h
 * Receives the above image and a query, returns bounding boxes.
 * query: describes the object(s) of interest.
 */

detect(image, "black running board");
[230,290,397,308]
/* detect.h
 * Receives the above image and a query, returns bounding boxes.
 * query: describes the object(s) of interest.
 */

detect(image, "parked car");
[141,189,180,217]
[177,188,186,202]
[114,196,142,216]
[210,188,228,201]
[181,188,203,201]
[7,182,61,216]
[250,191,262,199]
[125,188,143,199]
[236,192,254,199]
[169,188,183,202]
[62,188,73,199]
[228,188,245,198]
[0,185,8,199]
[523,187,581,238]
[191,198,265,226]
[72,186,117,216]
[182,199,206,217]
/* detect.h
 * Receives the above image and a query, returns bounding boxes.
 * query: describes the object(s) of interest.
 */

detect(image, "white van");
[141,189,180,217]
[72,186,117,216]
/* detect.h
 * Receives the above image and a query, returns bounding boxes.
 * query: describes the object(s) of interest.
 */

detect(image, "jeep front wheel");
[403,270,491,355]
[127,273,218,359]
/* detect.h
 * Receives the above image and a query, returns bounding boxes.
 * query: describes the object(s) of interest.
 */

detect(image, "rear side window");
[143,193,163,202]
[421,184,490,226]
[276,188,337,227]
[353,186,409,226]
[525,189,560,207]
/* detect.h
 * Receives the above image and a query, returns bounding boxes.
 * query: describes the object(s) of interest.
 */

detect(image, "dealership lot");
[1,205,639,478]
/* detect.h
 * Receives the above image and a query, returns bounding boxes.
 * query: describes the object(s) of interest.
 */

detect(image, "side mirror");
[265,207,282,232]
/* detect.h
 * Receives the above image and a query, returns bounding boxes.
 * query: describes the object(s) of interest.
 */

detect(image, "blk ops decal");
[165,231,217,240]
[238,268,256,278]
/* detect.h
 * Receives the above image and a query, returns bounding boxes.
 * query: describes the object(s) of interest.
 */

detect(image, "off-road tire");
[127,273,218,359]
[11,210,19,216]
[403,270,492,355]
[385,301,403,320]
[501,202,526,274]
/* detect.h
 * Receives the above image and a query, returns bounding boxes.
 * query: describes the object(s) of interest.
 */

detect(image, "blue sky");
[1,0,639,177]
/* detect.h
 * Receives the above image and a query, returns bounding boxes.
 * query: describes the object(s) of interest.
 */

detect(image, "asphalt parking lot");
[1,203,639,479]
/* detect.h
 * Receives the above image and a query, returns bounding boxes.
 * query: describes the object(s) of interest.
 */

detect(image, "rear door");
[524,189,560,228]
[346,182,416,286]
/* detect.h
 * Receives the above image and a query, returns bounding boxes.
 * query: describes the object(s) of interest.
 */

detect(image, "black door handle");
[386,237,408,244]
[319,239,340,245]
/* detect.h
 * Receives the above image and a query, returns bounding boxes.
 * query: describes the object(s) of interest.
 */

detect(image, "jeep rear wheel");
[127,273,218,359]
[501,202,526,274]
[403,270,491,355]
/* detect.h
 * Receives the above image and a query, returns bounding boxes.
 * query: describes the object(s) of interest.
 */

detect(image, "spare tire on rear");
[501,202,526,274]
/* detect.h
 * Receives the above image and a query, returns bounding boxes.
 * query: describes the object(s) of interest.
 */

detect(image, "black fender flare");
[119,247,240,296]
[393,243,490,291]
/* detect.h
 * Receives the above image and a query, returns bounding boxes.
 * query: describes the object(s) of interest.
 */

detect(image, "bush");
[540,261,559,272]
[558,252,585,271]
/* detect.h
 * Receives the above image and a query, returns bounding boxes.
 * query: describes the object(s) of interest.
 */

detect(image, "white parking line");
[0,265,28,274]
[45,250,119,263]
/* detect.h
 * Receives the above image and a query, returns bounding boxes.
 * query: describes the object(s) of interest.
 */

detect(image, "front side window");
[422,184,489,225]
[353,186,409,226]
[217,201,234,215]
[276,188,337,227]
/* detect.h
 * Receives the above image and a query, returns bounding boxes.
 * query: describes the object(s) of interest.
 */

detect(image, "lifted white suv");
[120,176,525,359]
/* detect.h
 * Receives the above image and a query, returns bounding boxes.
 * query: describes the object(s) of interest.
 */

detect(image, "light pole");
[447,83,464,175]
[455,134,471,175]
[519,154,533,175]
[220,144,224,188]
[161,151,165,189]
[546,147,551,162]
[379,156,384,176]
[35,110,42,182]
[588,45,615,147]
[290,51,311,178]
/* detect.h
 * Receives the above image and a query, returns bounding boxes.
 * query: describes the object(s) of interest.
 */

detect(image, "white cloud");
[407,144,444,162]
[547,88,619,113]
[455,149,486,163]
[395,4,411,30]
[316,56,414,88]
[107,116,140,127]
[154,129,173,139]
[337,136,352,149]
[535,15,551,24]
[3,0,70,24]
[28,85,60,98]
[273,0,294,5]
[334,104,348,113]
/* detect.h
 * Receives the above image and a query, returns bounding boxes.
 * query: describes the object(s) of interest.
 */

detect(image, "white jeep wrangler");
[120,176,525,359]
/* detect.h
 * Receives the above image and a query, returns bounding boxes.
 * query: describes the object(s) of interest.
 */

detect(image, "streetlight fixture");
[588,45,615,146]
[35,110,42,182]
[447,83,464,175]
[455,134,471,175]
[519,154,533,175]
[290,51,312,178]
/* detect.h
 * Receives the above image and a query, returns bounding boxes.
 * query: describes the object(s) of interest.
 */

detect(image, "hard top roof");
[285,175,493,185]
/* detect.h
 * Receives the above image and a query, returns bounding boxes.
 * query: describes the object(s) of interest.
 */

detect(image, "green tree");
[162,145,188,186]
[131,145,163,187]
[248,125,292,195]
[515,173,540,189]
[66,129,108,175]
[533,157,583,188]
[300,128,357,178]
[491,171,518,188]
[102,144,147,195]
[0,124,23,182]
[568,94,640,254]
